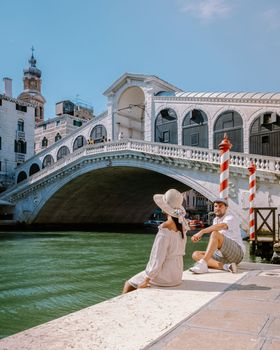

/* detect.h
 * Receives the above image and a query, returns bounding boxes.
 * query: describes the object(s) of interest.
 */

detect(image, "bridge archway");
[90,125,107,143]
[73,135,86,151]
[32,166,192,226]
[115,86,145,140]
[213,110,243,152]
[42,154,54,168]
[17,171,27,183]
[182,109,208,148]
[57,145,70,161]
[155,108,178,144]
[249,112,280,157]
[29,163,40,176]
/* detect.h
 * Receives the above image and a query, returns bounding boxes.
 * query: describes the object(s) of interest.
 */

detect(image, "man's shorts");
[213,235,244,264]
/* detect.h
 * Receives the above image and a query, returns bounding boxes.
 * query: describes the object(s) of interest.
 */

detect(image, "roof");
[175,91,280,101]
[103,73,182,96]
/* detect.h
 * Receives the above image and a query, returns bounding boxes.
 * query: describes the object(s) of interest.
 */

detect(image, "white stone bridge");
[1,139,279,230]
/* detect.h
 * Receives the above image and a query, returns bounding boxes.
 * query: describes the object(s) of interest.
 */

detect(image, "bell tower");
[18,47,46,123]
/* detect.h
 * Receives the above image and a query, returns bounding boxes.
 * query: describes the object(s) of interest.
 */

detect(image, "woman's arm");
[145,231,170,280]
[138,277,151,288]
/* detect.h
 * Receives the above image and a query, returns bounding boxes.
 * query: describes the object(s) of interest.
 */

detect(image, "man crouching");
[190,198,245,274]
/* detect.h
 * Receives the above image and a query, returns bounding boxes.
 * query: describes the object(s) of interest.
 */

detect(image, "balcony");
[15,153,25,163]
[16,130,25,139]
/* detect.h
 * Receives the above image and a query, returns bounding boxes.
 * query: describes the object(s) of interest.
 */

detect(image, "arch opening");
[29,163,40,176]
[250,112,280,157]
[115,86,145,140]
[182,109,208,148]
[213,111,243,152]
[155,108,178,144]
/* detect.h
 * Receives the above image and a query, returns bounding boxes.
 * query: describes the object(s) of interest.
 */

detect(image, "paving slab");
[147,263,280,350]
[154,328,265,350]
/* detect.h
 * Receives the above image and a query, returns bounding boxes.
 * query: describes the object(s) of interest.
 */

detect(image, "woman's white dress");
[129,225,187,287]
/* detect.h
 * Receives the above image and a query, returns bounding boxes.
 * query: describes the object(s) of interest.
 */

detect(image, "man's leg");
[191,231,225,271]
[192,250,224,270]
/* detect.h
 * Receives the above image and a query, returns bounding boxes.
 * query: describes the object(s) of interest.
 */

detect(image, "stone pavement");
[0,262,279,350]
[146,262,280,350]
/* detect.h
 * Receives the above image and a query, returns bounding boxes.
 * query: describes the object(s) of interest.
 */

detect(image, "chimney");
[3,77,12,97]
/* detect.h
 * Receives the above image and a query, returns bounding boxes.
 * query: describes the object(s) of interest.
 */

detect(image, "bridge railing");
[8,140,280,191]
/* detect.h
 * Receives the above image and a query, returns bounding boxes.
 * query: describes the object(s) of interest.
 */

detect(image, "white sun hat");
[153,189,186,219]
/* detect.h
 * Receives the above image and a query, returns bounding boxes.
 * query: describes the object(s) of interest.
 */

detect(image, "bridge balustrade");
[12,140,280,190]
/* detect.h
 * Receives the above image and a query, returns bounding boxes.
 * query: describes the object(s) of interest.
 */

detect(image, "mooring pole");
[218,133,232,199]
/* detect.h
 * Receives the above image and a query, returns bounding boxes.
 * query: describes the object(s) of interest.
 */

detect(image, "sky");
[1,0,280,119]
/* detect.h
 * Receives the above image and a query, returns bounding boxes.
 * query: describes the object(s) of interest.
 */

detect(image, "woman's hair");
[172,217,184,239]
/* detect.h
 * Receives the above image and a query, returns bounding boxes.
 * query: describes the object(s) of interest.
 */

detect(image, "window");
[16,104,27,112]
[55,133,62,142]
[14,140,26,154]
[42,137,48,147]
[262,135,269,143]
[191,133,199,146]
[73,120,82,127]
[73,135,86,150]
[162,131,170,143]
[18,120,24,131]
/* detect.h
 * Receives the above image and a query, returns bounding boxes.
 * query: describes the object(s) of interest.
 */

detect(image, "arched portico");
[249,111,280,157]
[115,86,145,140]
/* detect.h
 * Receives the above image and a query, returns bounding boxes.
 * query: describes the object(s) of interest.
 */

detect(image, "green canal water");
[0,231,261,339]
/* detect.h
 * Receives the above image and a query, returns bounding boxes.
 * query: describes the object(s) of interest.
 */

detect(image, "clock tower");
[18,48,46,123]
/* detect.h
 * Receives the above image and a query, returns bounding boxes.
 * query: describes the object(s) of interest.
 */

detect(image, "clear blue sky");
[1,0,280,118]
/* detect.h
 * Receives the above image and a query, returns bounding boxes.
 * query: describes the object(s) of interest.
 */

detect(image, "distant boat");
[144,219,164,230]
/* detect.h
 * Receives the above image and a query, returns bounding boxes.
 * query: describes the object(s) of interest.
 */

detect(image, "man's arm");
[191,222,228,242]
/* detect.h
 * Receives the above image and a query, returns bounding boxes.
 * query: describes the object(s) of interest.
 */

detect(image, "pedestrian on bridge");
[122,189,189,293]
[189,198,245,274]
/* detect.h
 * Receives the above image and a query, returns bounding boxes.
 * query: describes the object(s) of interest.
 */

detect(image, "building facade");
[35,114,90,154]
[0,78,35,191]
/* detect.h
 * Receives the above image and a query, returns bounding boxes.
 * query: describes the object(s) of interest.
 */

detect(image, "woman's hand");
[138,278,150,289]
[191,230,204,243]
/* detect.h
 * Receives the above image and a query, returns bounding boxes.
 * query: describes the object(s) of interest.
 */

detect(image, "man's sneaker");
[189,259,208,274]
[223,262,237,273]
[228,263,237,273]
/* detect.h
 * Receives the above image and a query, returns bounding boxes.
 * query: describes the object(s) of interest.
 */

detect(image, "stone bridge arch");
[12,156,225,226]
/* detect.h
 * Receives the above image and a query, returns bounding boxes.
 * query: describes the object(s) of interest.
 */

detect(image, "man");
[189,198,245,274]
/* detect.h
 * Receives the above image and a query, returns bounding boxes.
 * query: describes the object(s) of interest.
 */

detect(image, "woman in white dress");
[122,189,189,293]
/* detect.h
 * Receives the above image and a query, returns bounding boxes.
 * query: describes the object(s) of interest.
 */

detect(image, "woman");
[122,188,189,293]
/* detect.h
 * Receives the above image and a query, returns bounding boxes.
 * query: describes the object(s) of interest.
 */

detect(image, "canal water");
[0,230,261,339]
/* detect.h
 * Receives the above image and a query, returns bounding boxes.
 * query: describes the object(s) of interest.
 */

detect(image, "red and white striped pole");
[218,133,232,199]
[248,162,256,241]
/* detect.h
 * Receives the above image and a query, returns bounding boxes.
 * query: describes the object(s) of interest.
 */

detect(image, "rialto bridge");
[0,73,280,229]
